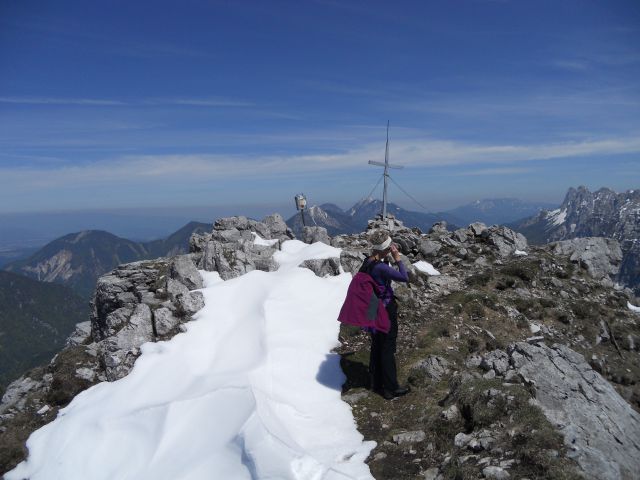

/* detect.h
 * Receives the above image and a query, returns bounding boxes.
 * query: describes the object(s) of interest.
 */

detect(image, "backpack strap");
[359,258,379,275]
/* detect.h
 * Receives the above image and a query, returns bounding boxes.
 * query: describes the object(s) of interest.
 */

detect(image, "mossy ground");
[337,247,638,479]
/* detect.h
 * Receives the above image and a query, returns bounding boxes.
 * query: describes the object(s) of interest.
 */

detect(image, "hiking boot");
[382,385,410,400]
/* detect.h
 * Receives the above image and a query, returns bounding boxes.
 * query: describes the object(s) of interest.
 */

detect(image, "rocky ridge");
[1,213,639,479]
[334,218,640,479]
[513,186,640,294]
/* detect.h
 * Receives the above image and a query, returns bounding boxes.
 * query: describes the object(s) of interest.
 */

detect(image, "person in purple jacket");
[361,230,410,400]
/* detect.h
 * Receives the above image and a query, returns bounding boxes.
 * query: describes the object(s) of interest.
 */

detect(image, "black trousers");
[369,299,399,392]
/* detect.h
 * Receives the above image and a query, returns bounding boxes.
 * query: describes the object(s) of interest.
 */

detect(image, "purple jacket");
[337,271,390,333]
[367,259,409,306]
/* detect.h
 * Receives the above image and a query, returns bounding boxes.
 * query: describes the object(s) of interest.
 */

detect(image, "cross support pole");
[367,121,404,219]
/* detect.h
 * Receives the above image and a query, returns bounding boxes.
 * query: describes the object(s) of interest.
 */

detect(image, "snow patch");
[273,239,341,270]
[6,241,374,480]
[628,302,640,314]
[546,208,567,226]
[413,261,441,276]
[252,232,279,247]
[514,250,528,256]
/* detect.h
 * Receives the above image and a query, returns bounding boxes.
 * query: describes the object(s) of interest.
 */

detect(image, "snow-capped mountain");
[512,186,640,293]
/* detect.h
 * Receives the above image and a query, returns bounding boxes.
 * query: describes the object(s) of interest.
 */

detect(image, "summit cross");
[368,121,404,219]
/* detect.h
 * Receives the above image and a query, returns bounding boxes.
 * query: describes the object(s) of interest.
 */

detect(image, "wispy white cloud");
[144,98,255,107]
[454,167,534,176]
[0,96,255,108]
[550,59,590,71]
[3,136,639,191]
[0,96,127,106]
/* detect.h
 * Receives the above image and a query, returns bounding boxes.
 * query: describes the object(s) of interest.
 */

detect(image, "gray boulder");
[176,291,205,316]
[419,239,442,257]
[550,237,623,280]
[299,257,341,277]
[468,222,488,236]
[302,226,331,245]
[97,303,154,381]
[168,255,203,290]
[509,341,640,480]
[340,250,365,274]
[165,278,189,302]
[485,226,528,257]
[429,221,449,234]
[480,350,510,376]
[154,307,181,336]
[411,355,450,381]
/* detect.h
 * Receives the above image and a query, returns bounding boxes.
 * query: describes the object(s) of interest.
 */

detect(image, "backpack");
[337,259,390,333]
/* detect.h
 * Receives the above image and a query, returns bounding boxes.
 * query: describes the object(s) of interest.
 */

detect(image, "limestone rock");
[468,222,488,236]
[482,466,510,479]
[299,257,341,277]
[550,237,623,280]
[441,405,460,422]
[176,291,205,316]
[154,307,181,336]
[480,350,510,376]
[98,303,154,381]
[340,250,365,274]
[508,341,640,479]
[166,278,189,302]
[411,356,451,382]
[429,222,448,235]
[66,321,92,347]
[302,226,331,245]
[485,226,528,257]
[0,377,45,414]
[419,239,442,257]
[393,430,426,444]
[168,255,203,290]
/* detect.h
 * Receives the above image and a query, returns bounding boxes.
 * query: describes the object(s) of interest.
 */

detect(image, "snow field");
[7,240,375,480]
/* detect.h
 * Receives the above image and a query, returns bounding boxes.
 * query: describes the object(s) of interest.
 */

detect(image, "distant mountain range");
[447,198,557,226]
[511,186,640,293]
[4,221,210,299]
[0,271,88,395]
[285,197,558,237]
[286,198,463,236]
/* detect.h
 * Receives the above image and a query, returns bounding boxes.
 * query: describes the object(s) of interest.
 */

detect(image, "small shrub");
[466,337,481,353]
[466,272,492,287]
[514,298,535,313]
[495,276,517,290]
[552,308,571,324]
[539,297,557,308]
[570,301,602,321]
[501,261,540,283]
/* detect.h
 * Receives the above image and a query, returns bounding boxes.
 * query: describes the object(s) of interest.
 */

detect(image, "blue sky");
[1,0,639,216]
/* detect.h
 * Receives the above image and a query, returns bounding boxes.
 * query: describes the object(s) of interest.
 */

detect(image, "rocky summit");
[1,213,639,479]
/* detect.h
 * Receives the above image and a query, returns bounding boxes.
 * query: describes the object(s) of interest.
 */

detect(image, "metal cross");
[368,121,404,219]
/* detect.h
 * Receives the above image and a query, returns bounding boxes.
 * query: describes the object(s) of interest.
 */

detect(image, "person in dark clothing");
[361,230,410,400]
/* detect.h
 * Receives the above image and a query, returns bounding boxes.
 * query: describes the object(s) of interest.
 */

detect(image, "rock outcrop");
[549,237,623,285]
[513,186,640,294]
[509,342,640,480]
[190,214,294,280]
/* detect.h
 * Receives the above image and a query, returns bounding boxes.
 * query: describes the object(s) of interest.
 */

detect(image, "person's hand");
[389,244,401,262]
